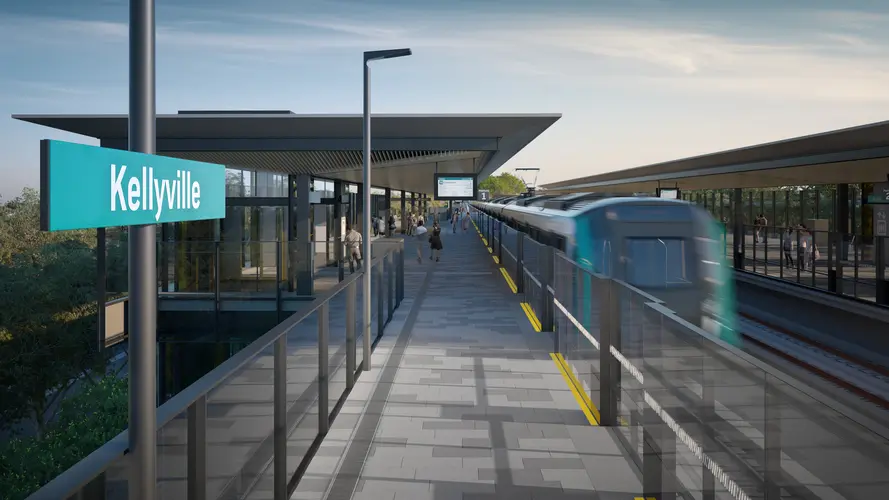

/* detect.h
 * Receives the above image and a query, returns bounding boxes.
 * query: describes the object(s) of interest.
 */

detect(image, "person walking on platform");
[429,222,443,262]
[452,208,459,233]
[344,224,363,273]
[414,220,429,263]
[462,209,470,232]
[782,227,794,268]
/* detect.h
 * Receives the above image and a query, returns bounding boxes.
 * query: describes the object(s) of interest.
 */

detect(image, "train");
[471,192,739,345]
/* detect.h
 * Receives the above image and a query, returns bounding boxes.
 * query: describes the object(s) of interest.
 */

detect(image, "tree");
[0,189,120,435]
[479,172,527,197]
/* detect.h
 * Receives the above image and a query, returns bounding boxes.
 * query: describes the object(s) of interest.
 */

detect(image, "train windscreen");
[623,237,694,288]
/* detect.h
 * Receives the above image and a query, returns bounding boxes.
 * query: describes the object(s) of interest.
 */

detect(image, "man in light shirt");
[343,224,363,273]
[414,220,428,263]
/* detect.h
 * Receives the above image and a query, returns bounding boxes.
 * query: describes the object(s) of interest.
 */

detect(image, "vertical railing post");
[733,188,744,270]
[398,244,404,303]
[387,252,394,321]
[642,312,676,500]
[763,375,782,500]
[187,395,207,500]
[835,231,844,296]
[598,279,619,426]
[346,281,357,389]
[541,245,555,332]
[273,333,287,499]
[516,232,525,294]
[376,262,384,337]
[828,231,836,293]
[763,226,768,276]
[214,240,222,318]
[701,348,716,500]
[796,231,802,283]
[497,218,503,262]
[318,302,330,435]
[275,242,282,323]
[877,237,888,306]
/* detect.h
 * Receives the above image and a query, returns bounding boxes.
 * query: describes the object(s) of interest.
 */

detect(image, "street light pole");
[129,0,157,498]
[362,48,412,371]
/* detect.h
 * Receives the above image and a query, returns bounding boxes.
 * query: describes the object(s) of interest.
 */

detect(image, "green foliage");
[479,172,527,197]
[0,188,126,433]
[686,186,847,230]
[0,376,128,500]
[0,188,132,497]
[0,188,95,265]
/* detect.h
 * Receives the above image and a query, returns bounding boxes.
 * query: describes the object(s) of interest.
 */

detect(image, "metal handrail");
[544,253,889,438]
[28,243,404,500]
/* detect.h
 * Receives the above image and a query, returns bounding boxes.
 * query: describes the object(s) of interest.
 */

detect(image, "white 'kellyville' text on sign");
[111,165,202,221]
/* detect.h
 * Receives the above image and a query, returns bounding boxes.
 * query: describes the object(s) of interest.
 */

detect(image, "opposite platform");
[292,219,644,500]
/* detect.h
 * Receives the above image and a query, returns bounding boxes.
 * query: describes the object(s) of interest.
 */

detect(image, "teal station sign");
[40,140,226,231]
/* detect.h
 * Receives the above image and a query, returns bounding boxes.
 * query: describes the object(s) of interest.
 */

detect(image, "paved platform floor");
[292,221,643,499]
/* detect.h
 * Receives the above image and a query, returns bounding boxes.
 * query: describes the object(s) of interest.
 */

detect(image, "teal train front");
[473,194,740,347]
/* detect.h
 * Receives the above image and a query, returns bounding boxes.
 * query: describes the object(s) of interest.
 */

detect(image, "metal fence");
[549,257,889,499]
[471,206,889,500]
[727,225,888,305]
[28,241,405,500]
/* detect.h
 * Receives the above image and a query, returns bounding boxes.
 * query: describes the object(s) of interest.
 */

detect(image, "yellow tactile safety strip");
[473,214,599,426]
[500,268,518,294]
[550,353,599,426]
[520,302,541,331]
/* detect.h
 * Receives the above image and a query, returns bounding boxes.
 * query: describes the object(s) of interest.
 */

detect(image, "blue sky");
[2,0,889,198]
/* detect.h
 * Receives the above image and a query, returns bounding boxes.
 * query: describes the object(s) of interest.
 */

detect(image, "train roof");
[502,194,689,219]
[574,195,689,214]
[514,194,558,207]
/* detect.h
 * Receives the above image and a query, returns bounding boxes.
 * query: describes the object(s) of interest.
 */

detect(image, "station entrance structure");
[14,111,560,345]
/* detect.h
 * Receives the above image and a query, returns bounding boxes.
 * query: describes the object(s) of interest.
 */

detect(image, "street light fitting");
[364,48,412,62]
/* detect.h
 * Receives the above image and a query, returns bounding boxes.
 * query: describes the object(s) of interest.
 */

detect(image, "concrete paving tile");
[285,233,642,500]
[541,469,595,490]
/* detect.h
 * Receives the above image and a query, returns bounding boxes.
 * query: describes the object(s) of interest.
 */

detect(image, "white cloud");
[462,15,889,103]
[5,7,889,104]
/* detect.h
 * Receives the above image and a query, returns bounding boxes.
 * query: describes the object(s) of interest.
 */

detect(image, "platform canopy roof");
[14,110,561,195]
[542,119,889,194]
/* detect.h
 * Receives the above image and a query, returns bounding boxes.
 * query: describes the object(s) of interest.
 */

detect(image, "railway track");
[738,313,889,411]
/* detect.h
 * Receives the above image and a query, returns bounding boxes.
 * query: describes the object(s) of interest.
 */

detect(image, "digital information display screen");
[434,174,477,200]
[658,188,679,200]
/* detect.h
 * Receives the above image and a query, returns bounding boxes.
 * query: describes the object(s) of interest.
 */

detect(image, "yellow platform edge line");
[492,255,500,265]
[519,302,541,331]
[500,268,518,294]
[556,353,595,413]
[520,302,541,331]
[550,353,598,426]
[554,353,600,424]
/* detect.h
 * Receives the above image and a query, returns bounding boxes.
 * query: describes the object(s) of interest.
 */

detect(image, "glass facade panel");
[225,168,288,198]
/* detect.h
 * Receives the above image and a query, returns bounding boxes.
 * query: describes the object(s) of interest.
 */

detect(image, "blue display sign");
[40,140,226,231]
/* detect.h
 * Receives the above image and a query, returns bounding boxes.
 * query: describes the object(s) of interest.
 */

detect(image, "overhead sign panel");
[40,139,226,231]
[434,174,477,201]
